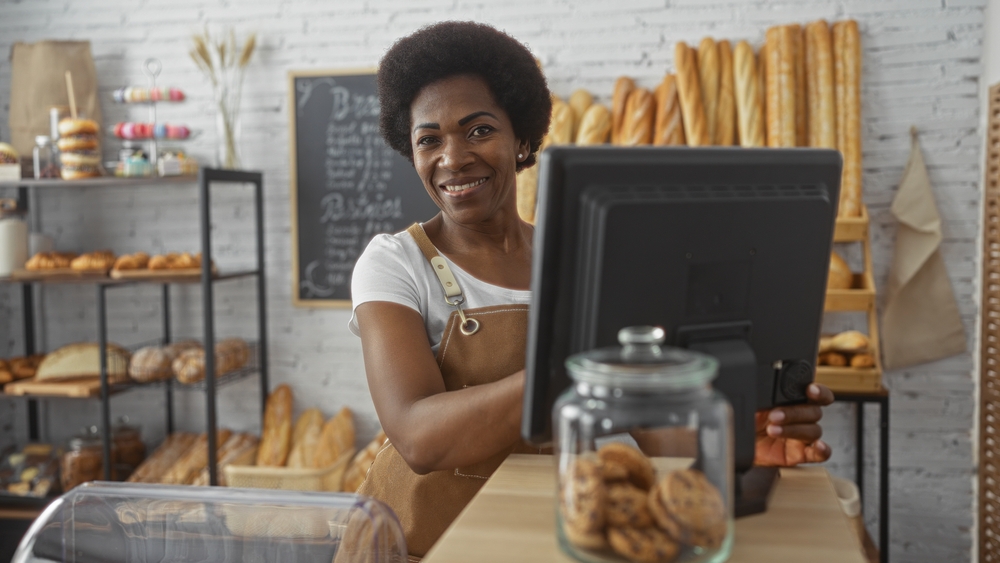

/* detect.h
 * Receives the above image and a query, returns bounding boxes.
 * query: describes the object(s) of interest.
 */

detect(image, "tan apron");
[357,223,542,560]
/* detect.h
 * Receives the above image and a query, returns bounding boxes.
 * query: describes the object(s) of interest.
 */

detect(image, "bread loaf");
[828,251,853,290]
[171,338,249,384]
[191,433,258,486]
[576,104,612,145]
[342,430,388,493]
[715,40,736,146]
[287,408,324,469]
[621,88,655,146]
[127,432,197,483]
[568,89,593,140]
[653,75,685,146]
[834,20,863,218]
[128,346,173,383]
[697,37,720,144]
[806,20,836,149]
[765,25,797,147]
[791,24,808,147]
[257,384,294,467]
[611,77,636,145]
[758,40,768,146]
[545,98,574,148]
[516,164,539,224]
[35,343,130,383]
[830,330,869,353]
[674,42,709,146]
[315,406,355,469]
[161,429,232,485]
[733,41,764,147]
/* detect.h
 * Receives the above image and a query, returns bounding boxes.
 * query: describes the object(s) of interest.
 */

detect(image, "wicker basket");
[224,449,356,492]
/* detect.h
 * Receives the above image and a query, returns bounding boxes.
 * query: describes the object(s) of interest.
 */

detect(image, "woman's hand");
[753,383,835,467]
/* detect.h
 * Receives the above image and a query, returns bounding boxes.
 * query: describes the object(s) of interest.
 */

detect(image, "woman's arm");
[356,300,524,475]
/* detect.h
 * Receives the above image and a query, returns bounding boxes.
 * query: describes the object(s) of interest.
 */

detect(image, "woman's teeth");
[445,178,487,192]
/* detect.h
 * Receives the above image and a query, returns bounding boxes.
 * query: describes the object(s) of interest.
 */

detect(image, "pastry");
[70,250,115,272]
[560,457,607,533]
[830,330,869,353]
[112,252,150,271]
[834,19,863,218]
[287,408,324,469]
[257,384,294,467]
[127,432,197,483]
[765,25,797,147]
[315,406,355,468]
[697,37,720,145]
[607,526,679,563]
[576,104,612,145]
[733,40,764,147]
[790,24,808,147]
[568,89,594,140]
[674,42,709,146]
[25,251,78,270]
[611,77,636,145]
[715,40,736,146]
[806,20,836,148]
[605,483,654,528]
[128,346,173,382]
[818,335,834,353]
[818,351,848,367]
[850,353,875,368]
[342,430,388,492]
[653,75,685,146]
[621,88,655,146]
[828,251,853,290]
[148,255,171,270]
[35,343,130,383]
[597,442,655,491]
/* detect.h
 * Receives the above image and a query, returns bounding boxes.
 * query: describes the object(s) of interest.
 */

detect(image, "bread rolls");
[70,250,116,272]
[576,104,612,145]
[257,384,294,467]
[733,41,764,147]
[621,88,655,146]
[315,406,355,468]
[806,20,836,149]
[765,25,797,147]
[715,40,736,146]
[653,75,685,146]
[611,77,636,145]
[674,42,709,146]
[697,37,720,144]
[834,19,863,218]
[830,330,869,353]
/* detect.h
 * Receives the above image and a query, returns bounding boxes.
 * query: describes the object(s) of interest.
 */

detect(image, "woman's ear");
[516,139,531,162]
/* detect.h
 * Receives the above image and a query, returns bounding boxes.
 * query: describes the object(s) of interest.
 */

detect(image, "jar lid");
[113,416,140,434]
[565,326,718,390]
[69,426,102,449]
[35,135,51,146]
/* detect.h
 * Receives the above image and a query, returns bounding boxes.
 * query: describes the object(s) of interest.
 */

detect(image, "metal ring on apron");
[446,295,480,336]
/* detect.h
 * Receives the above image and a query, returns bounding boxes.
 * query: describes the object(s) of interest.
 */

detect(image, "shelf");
[815,365,882,392]
[0,269,259,286]
[0,175,198,189]
[833,205,869,242]
[824,272,876,311]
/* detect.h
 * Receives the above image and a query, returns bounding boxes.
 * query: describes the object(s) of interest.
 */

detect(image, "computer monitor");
[522,146,841,515]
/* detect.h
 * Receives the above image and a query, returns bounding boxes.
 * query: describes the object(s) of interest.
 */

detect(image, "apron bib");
[357,224,541,560]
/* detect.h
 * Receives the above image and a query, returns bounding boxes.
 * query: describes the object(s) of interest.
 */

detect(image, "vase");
[214,77,243,170]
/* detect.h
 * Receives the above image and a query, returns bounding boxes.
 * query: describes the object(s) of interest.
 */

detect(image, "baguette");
[161,429,232,485]
[287,408,324,469]
[758,40,768,146]
[806,20,836,148]
[697,37,720,144]
[653,75,685,146]
[544,98,574,148]
[715,40,736,146]
[256,384,294,467]
[791,24,808,147]
[610,77,636,145]
[568,89,593,141]
[576,104,612,145]
[674,42,709,146]
[516,164,539,224]
[834,20,863,218]
[765,25,797,147]
[315,406,355,469]
[190,433,258,486]
[621,88,655,146]
[127,432,197,483]
[733,41,764,147]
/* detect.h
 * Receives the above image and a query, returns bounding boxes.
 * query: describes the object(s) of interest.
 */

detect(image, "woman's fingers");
[767,404,822,426]
[807,383,835,405]
[766,422,823,443]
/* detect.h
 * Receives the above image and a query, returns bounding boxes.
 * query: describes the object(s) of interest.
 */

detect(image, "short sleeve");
[349,234,421,336]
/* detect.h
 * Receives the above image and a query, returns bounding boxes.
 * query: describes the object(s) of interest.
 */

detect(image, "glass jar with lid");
[61,426,116,491]
[112,417,146,481]
[554,326,733,563]
[32,135,59,179]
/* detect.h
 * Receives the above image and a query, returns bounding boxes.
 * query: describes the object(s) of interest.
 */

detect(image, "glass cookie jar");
[554,326,734,563]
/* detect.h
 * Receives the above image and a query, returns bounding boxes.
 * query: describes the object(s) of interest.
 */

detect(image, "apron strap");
[406,223,480,335]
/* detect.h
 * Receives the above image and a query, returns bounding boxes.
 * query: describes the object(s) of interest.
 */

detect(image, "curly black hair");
[377,21,551,171]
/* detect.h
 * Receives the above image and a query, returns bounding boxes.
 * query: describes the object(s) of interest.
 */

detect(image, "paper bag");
[880,127,967,370]
[8,40,103,156]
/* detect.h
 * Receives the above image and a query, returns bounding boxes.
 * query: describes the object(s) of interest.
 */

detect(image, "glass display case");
[13,482,406,563]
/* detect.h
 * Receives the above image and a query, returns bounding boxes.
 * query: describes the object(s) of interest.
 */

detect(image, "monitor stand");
[736,466,779,517]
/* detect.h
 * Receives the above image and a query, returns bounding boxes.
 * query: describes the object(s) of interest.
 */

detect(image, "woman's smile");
[440,176,489,196]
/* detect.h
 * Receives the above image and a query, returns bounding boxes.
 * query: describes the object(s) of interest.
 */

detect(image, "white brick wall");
[0,1,985,560]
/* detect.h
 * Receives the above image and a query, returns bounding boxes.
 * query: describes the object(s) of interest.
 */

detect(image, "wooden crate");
[825,272,876,312]
[833,205,869,242]
[815,366,881,392]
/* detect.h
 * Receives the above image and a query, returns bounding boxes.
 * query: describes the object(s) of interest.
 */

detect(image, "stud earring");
[517,153,524,159]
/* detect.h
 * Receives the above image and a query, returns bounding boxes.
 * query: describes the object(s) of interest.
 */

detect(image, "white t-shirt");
[349,229,532,353]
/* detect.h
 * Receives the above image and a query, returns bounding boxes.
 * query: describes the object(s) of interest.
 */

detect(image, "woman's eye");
[416,136,437,146]
[471,125,493,137]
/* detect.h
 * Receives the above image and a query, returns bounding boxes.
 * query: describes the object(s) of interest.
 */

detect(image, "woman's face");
[410,74,529,226]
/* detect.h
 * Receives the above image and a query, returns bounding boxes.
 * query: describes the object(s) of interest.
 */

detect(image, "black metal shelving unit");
[1,168,268,487]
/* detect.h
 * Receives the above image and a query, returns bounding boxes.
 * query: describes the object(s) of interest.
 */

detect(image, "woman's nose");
[439,139,474,171]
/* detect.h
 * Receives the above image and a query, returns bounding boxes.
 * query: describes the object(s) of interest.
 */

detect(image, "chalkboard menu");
[289,70,438,306]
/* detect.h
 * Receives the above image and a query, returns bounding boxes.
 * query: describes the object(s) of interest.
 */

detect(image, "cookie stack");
[559,442,728,562]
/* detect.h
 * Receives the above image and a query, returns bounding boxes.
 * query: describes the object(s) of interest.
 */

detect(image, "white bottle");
[0,200,28,277]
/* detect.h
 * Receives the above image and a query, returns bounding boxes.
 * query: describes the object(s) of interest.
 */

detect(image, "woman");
[350,21,834,559]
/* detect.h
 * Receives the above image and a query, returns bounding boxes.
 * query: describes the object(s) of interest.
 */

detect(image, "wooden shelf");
[0,175,198,189]
[0,269,258,286]
[833,205,869,242]
[815,365,881,392]
[825,272,876,311]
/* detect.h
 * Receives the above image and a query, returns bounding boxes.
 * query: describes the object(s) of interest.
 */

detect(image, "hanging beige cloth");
[880,127,967,370]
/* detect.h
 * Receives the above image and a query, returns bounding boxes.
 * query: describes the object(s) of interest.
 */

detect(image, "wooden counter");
[423,454,866,563]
